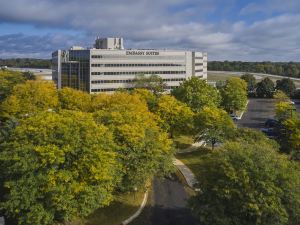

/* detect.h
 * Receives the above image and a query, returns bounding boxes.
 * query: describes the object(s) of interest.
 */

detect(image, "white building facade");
[52,38,207,93]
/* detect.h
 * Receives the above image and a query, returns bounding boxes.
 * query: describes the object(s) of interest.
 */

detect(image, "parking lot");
[237,98,276,129]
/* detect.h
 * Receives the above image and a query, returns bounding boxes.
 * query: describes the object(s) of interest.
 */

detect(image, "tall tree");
[0,80,59,120]
[240,73,256,93]
[0,111,119,225]
[189,140,300,225]
[155,95,194,137]
[194,106,235,149]
[276,78,296,97]
[58,87,92,111]
[134,74,166,94]
[220,77,248,113]
[92,92,174,191]
[273,90,290,103]
[256,77,275,98]
[171,77,221,112]
[0,70,25,101]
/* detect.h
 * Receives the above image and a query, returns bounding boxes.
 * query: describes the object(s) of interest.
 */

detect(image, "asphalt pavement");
[237,98,276,129]
[131,176,199,225]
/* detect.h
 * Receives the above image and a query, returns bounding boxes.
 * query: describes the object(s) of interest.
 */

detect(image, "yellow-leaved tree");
[0,80,59,120]
[92,92,174,191]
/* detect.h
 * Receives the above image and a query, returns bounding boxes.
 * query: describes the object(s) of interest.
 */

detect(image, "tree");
[220,77,247,113]
[194,106,235,149]
[92,92,174,191]
[276,78,296,97]
[241,73,256,93]
[189,140,300,225]
[0,70,25,101]
[0,80,59,120]
[171,77,221,112]
[273,90,290,103]
[134,74,166,94]
[131,88,158,111]
[155,95,194,137]
[22,71,36,80]
[0,111,119,225]
[58,87,92,111]
[256,77,275,98]
[275,102,296,121]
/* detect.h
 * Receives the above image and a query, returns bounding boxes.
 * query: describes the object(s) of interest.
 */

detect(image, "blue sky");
[0,0,300,61]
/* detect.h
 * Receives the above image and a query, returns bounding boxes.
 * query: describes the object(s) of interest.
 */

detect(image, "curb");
[173,158,197,188]
[121,191,149,225]
[237,100,249,120]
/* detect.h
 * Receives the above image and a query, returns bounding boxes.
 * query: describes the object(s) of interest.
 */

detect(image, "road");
[131,177,199,225]
[7,67,52,80]
[209,70,300,82]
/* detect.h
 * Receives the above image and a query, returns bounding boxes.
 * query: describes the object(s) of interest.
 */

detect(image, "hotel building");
[52,37,207,93]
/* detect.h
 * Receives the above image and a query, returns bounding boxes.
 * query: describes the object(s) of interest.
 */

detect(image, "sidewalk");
[173,158,197,188]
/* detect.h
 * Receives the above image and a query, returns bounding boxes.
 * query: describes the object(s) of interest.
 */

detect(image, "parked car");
[264,119,280,128]
[230,114,239,121]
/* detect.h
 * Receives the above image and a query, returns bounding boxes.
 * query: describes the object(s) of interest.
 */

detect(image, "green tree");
[0,80,59,120]
[92,92,174,191]
[276,78,296,97]
[189,140,300,225]
[58,87,92,111]
[240,73,256,93]
[273,90,290,103]
[0,70,25,101]
[194,106,235,149]
[171,77,221,112]
[256,77,275,98]
[134,74,166,94]
[131,88,158,111]
[220,77,247,113]
[275,101,296,121]
[22,71,36,80]
[155,95,194,137]
[0,111,119,225]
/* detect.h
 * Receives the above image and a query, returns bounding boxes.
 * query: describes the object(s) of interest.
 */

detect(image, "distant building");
[52,37,207,93]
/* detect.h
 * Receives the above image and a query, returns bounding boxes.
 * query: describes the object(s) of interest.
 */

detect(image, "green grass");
[69,190,146,225]
[176,149,212,179]
[173,135,194,150]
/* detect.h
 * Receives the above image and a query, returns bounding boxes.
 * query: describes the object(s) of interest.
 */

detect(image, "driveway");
[131,176,199,225]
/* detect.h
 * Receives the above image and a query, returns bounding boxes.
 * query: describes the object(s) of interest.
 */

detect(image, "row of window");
[195,69,204,72]
[91,86,177,92]
[91,55,185,60]
[91,78,186,84]
[91,71,186,75]
[195,63,204,66]
[91,63,184,67]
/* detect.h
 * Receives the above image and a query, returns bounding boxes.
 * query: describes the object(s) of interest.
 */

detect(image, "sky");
[0,0,300,61]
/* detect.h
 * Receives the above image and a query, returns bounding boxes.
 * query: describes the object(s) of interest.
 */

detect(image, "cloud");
[240,0,300,15]
[0,33,89,58]
[0,0,300,61]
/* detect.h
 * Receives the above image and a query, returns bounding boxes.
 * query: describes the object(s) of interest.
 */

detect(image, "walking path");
[173,158,197,188]
[121,191,149,225]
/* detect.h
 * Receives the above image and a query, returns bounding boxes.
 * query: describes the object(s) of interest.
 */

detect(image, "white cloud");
[0,0,300,61]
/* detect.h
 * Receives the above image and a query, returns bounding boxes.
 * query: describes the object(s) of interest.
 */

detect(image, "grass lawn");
[69,190,146,225]
[173,135,194,150]
[176,149,212,179]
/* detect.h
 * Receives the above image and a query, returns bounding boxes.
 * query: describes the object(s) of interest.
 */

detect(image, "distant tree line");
[208,61,300,78]
[0,58,51,69]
